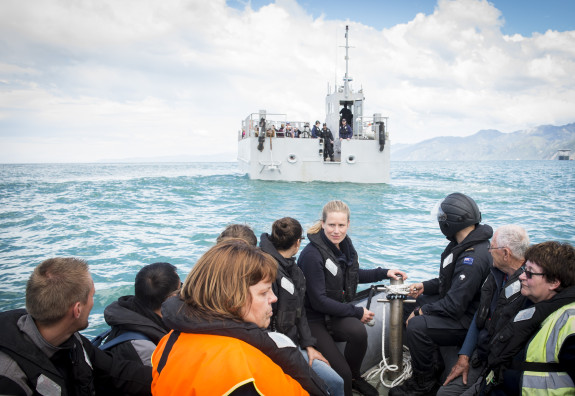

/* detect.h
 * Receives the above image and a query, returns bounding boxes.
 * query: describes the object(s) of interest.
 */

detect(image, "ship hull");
[238,136,390,183]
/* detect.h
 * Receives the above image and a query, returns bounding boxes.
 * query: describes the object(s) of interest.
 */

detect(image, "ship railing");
[239,113,314,139]
[352,115,389,140]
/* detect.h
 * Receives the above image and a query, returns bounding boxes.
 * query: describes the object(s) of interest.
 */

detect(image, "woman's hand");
[387,269,408,281]
[361,307,375,324]
[306,346,330,366]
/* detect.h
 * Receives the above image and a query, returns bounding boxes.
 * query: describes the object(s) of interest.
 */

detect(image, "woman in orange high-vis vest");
[151,240,329,396]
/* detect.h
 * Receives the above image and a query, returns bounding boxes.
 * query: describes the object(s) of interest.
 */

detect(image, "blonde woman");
[298,200,407,396]
[260,217,344,396]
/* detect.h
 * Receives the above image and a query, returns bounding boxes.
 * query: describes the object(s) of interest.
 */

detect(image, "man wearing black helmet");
[390,193,493,396]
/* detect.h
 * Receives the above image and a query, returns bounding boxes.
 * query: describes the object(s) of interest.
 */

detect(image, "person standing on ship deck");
[339,104,352,126]
[321,123,335,161]
[312,121,322,139]
[298,200,407,396]
[339,118,352,140]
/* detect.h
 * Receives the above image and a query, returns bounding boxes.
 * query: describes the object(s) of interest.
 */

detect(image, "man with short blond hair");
[0,257,152,395]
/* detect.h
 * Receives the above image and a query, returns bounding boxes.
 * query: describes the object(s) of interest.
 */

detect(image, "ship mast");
[343,25,352,98]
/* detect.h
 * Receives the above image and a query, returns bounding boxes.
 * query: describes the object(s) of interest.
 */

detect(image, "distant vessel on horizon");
[556,149,572,160]
[237,26,391,183]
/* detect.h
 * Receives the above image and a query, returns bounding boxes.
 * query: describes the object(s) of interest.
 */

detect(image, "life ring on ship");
[346,155,356,164]
[287,154,297,163]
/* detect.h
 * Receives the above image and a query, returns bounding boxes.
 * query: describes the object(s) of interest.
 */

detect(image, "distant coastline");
[2,123,573,164]
[390,122,575,161]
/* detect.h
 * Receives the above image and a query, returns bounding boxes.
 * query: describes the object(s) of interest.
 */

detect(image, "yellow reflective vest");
[151,331,308,395]
[522,301,575,396]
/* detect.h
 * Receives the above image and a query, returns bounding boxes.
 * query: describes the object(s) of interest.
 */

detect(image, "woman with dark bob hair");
[466,241,575,395]
[151,240,328,395]
[260,217,344,396]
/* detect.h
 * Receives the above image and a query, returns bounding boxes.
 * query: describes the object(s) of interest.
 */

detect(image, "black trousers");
[308,317,367,396]
[324,143,334,160]
[405,295,468,373]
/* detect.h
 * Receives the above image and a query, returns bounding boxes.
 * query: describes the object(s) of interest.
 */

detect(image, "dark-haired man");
[339,118,352,140]
[0,257,152,395]
[391,193,493,396]
[311,120,321,139]
[103,262,181,366]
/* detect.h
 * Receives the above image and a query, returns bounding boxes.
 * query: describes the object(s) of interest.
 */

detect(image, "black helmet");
[435,193,481,238]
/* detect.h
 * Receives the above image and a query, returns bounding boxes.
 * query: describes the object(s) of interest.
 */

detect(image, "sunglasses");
[524,269,545,279]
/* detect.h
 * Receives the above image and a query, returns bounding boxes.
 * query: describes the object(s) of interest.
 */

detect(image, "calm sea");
[1,161,574,337]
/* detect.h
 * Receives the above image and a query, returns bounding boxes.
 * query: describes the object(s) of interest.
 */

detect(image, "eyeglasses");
[488,245,505,251]
[524,269,545,279]
[300,236,306,240]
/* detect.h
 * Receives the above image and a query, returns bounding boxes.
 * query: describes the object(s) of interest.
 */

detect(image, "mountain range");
[98,123,575,163]
[390,123,575,161]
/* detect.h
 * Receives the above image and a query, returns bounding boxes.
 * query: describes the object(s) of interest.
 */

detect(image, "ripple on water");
[1,161,574,337]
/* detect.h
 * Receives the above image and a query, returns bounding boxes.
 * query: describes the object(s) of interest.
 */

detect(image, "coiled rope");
[363,285,413,388]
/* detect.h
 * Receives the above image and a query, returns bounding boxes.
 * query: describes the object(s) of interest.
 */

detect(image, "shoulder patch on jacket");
[505,280,521,299]
[463,257,474,265]
[325,259,338,277]
[514,306,536,322]
[442,253,454,268]
[267,331,296,349]
[280,277,295,295]
[36,374,62,396]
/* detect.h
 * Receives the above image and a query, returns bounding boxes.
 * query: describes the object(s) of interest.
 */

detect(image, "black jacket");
[421,224,493,328]
[320,128,334,142]
[475,266,526,360]
[103,295,169,365]
[487,286,575,371]
[297,230,389,322]
[481,286,575,394]
[161,296,329,396]
[0,310,151,396]
[259,233,316,349]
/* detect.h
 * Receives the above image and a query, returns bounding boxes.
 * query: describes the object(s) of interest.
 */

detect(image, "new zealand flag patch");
[463,257,474,265]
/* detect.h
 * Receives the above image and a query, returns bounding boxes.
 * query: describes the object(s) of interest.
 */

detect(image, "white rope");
[363,291,413,389]
[382,284,411,296]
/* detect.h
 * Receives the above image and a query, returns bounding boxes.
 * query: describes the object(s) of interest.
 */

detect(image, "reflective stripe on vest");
[151,331,308,396]
[522,303,575,396]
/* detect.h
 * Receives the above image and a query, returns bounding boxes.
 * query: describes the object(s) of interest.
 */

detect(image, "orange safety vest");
[152,331,309,396]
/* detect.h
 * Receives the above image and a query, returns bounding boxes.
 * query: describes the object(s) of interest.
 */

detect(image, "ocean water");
[1,160,574,338]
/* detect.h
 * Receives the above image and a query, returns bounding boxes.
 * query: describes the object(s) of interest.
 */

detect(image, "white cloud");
[0,0,574,162]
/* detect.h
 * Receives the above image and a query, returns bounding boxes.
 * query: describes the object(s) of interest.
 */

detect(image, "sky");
[1,0,574,163]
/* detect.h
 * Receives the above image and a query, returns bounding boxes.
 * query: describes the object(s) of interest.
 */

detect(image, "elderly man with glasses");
[438,225,530,396]
[444,241,575,395]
